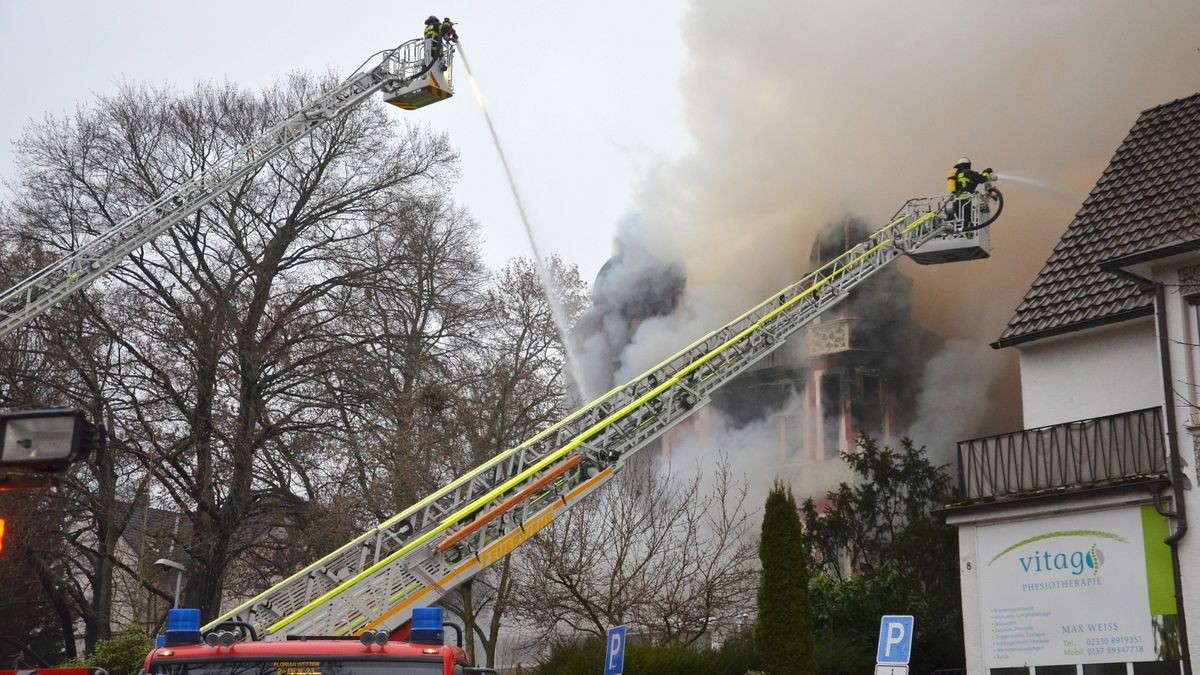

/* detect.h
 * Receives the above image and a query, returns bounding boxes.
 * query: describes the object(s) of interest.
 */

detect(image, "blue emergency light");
[164,608,202,646]
[409,607,444,644]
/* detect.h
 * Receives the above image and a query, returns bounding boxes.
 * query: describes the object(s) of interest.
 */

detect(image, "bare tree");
[508,455,759,649]
[0,215,160,652]
[455,256,588,470]
[331,197,488,522]
[0,489,75,662]
[439,256,587,667]
[6,74,459,620]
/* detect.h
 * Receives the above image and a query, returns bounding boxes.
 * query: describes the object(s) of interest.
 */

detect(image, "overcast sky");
[0,0,692,283]
[3,1,1198,302]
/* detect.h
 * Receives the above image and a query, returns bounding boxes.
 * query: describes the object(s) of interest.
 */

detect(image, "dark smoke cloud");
[569,216,686,397]
[577,0,1200,449]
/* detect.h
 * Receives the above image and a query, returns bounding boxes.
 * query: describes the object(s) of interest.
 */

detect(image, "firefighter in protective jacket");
[424,15,443,60]
[948,157,996,229]
[441,18,458,44]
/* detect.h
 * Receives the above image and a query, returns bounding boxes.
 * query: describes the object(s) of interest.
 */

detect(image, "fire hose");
[958,185,1004,233]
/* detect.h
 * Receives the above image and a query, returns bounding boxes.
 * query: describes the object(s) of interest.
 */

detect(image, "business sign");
[876,615,914,665]
[604,625,626,675]
[976,505,1179,668]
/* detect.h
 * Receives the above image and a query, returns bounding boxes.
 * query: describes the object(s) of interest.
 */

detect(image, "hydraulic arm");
[0,38,453,338]
[206,189,1000,639]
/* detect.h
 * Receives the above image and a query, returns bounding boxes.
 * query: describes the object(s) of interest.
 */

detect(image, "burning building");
[674,217,941,498]
[574,215,942,501]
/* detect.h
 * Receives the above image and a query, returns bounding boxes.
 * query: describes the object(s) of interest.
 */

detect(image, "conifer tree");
[755,481,816,675]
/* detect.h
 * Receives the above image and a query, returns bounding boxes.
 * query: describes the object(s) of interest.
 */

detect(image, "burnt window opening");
[854,371,884,442]
[819,371,843,459]
[782,413,804,459]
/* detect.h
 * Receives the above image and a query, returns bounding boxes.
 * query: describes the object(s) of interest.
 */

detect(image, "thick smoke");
[570,215,770,398]
[570,0,1199,495]
[568,217,687,398]
[908,339,1009,468]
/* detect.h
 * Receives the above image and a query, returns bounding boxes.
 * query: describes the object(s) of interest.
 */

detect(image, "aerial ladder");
[204,185,1004,639]
[0,37,456,339]
[0,23,1005,643]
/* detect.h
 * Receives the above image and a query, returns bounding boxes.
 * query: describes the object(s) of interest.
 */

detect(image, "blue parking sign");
[876,615,914,665]
[604,625,627,675]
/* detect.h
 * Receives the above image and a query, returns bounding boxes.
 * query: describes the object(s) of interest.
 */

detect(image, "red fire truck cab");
[142,608,495,675]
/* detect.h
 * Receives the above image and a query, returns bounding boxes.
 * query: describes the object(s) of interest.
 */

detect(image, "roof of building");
[118,498,189,561]
[995,92,1200,348]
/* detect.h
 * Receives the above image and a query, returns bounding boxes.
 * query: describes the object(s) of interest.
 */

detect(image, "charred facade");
[698,217,939,497]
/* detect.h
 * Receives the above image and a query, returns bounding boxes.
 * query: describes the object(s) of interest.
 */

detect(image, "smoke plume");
[908,338,1009,468]
[574,0,1198,431]
[568,217,686,398]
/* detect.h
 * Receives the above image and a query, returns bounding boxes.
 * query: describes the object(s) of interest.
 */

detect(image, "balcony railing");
[957,407,1168,501]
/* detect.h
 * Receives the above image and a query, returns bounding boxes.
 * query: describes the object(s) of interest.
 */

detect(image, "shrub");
[84,627,155,675]
[531,635,759,675]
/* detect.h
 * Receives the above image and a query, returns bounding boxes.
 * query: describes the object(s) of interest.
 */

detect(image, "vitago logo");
[989,530,1126,578]
[1017,544,1105,576]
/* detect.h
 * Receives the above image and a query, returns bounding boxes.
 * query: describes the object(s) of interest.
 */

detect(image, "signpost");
[604,625,626,675]
[975,506,1171,669]
[876,614,914,674]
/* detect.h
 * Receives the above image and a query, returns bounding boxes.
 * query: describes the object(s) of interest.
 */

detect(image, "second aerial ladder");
[0,37,456,338]
[206,186,1002,639]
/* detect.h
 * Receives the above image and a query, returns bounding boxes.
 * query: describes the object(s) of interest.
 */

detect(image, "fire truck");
[141,607,492,675]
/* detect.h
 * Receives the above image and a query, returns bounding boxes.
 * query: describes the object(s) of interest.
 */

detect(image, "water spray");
[994,172,1080,204]
[457,44,591,395]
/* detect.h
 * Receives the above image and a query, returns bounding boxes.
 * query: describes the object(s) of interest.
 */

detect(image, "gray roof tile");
[997,93,1200,346]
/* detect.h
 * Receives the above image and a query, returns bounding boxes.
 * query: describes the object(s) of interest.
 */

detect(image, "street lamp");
[155,558,187,608]
[0,409,96,472]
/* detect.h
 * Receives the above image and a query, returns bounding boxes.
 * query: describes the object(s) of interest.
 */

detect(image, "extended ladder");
[0,38,449,338]
[206,191,985,639]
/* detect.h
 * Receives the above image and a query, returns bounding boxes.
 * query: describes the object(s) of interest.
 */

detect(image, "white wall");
[1017,317,1160,428]
[1154,262,1200,672]
[1011,258,1200,671]
[955,523,985,674]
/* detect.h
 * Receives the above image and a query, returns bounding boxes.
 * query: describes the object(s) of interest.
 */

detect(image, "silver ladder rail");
[0,38,440,339]
[206,193,965,639]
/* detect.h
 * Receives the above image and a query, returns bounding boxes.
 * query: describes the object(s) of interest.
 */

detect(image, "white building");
[944,92,1200,675]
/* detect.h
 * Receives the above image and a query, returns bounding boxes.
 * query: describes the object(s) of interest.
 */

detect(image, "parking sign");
[604,625,626,675]
[876,615,914,665]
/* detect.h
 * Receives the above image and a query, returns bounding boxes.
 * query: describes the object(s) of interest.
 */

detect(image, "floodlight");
[0,409,96,472]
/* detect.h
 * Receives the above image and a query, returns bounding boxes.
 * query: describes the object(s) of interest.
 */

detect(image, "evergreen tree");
[755,481,816,675]
[802,436,964,672]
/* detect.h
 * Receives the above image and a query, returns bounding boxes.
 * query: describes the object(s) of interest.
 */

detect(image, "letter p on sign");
[876,615,914,666]
[604,625,627,675]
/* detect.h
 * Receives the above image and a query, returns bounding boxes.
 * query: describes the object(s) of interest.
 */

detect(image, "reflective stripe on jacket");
[951,166,989,195]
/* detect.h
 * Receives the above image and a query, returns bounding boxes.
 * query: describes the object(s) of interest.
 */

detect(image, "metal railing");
[957,407,1168,501]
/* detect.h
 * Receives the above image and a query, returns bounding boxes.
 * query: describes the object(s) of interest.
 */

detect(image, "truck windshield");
[150,661,442,675]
